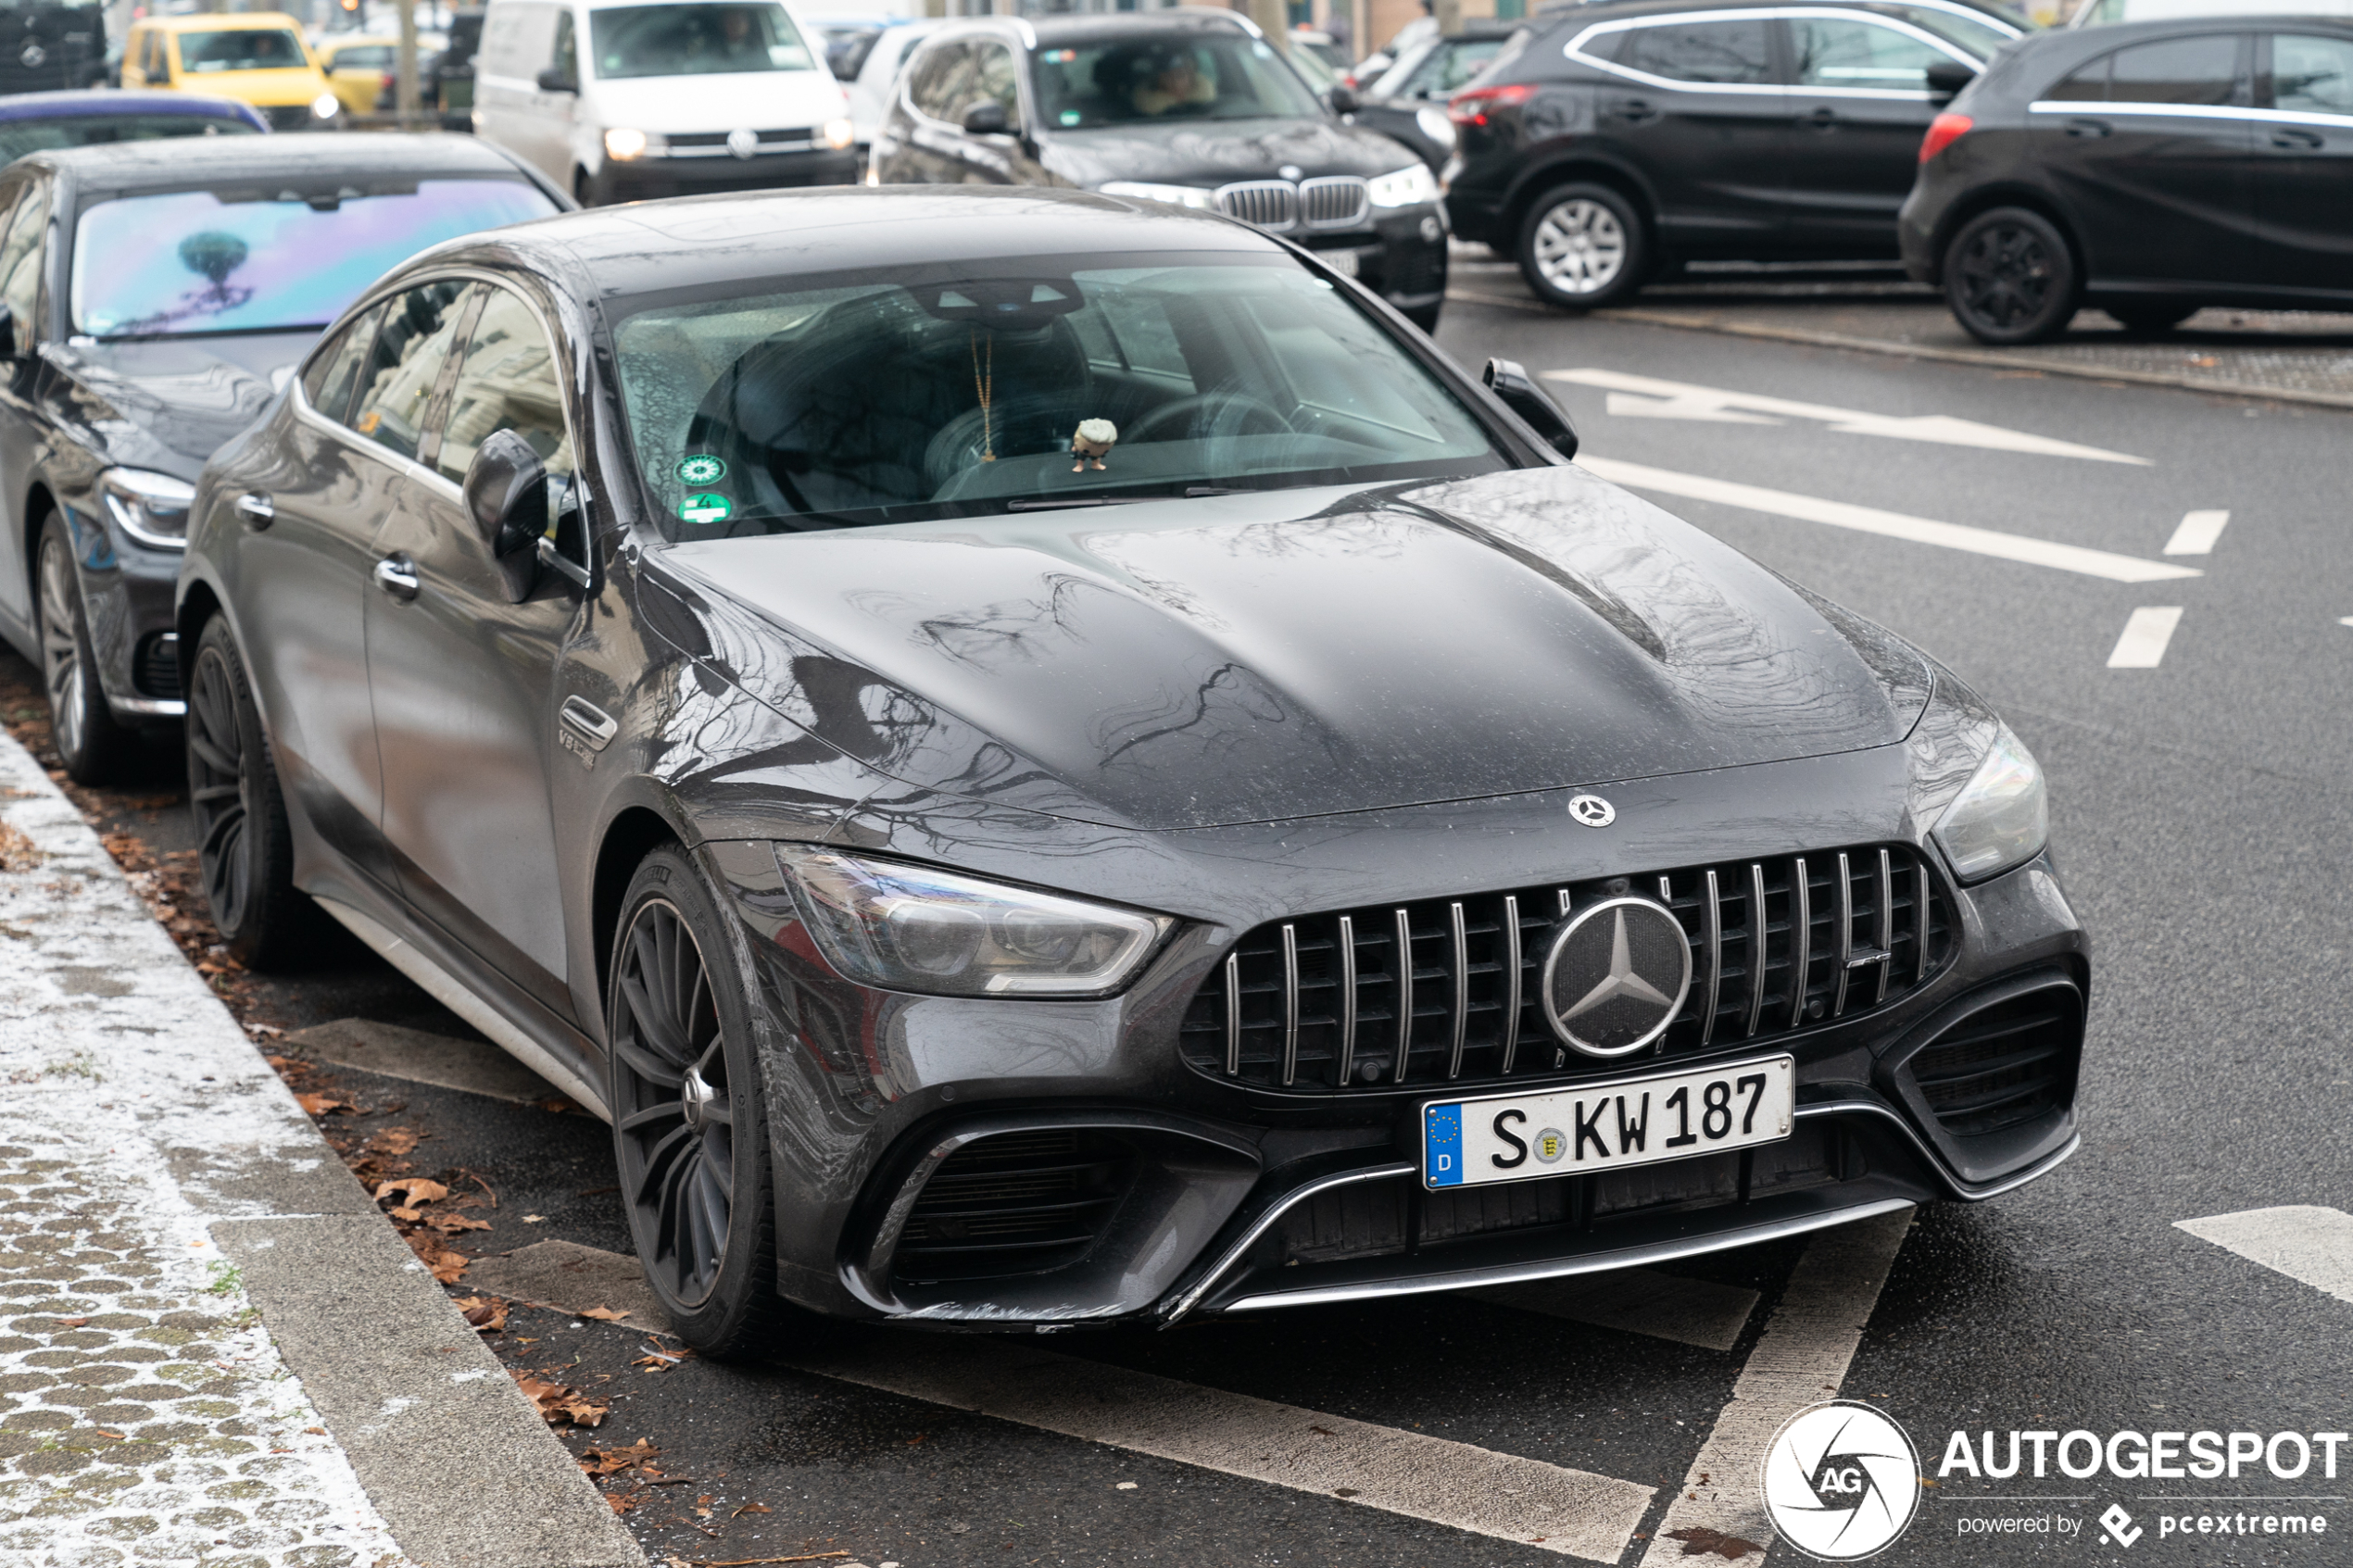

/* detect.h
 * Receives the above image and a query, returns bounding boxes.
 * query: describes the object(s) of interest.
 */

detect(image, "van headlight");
[777,847,1173,997]
[823,117,854,150]
[310,92,340,119]
[604,127,651,161]
[98,468,195,549]
[1368,162,1440,207]
[1098,181,1216,210]
[1931,723,2047,883]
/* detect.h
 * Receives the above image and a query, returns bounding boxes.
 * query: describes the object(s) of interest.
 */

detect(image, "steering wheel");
[1125,391,1294,445]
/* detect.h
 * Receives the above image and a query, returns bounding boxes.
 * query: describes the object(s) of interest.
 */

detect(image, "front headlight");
[1367,162,1440,207]
[98,469,195,549]
[1931,723,2047,884]
[823,117,855,151]
[604,126,650,161]
[1098,180,1217,210]
[777,847,1173,997]
[1414,106,1456,148]
[310,92,340,119]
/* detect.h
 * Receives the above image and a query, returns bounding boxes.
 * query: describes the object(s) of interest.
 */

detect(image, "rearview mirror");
[1924,60,1977,99]
[961,99,1010,135]
[1326,84,1359,115]
[535,65,577,93]
[462,429,547,603]
[1483,358,1579,460]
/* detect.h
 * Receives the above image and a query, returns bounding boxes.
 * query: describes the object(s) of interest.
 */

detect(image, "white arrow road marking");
[2164,509,2231,555]
[1472,1267,1761,1352]
[2175,1207,2353,1307]
[1579,456,2204,584]
[1639,1205,1917,1568]
[2108,607,2184,669]
[1549,369,2152,465]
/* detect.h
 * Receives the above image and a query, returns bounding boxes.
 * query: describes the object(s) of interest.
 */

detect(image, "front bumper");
[66,497,184,721]
[585,147,861,204]
[1296,204,1449,312]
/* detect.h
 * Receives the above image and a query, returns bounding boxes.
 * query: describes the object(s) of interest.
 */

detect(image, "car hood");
[584,70,847,134]
[1044,116,1419,190]
[661,464,1931,834]
[46,332,316,482]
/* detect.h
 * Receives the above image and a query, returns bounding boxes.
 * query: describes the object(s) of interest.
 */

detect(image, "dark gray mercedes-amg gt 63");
[179,185,2085,1353]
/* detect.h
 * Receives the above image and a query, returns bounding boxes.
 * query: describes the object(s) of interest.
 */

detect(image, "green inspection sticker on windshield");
[680,492,733,525]
[677,454,726,485]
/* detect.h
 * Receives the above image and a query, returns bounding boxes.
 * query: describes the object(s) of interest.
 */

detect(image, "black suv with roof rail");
[1442,0,2021,308]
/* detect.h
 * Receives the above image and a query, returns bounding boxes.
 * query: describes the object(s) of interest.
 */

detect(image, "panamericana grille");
[1213,177,1372,233]
[1180,846,1954,1093]
[1907,988,2079,1138]
[892,1129,1137,1283]
[663,126,819,157]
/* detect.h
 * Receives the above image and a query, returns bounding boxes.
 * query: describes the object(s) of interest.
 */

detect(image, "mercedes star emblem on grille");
[1541,897,1692,1057]
[1568,793,1615,827]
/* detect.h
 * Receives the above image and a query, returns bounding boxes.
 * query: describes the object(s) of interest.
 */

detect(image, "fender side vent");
[1907,988,2082,1138]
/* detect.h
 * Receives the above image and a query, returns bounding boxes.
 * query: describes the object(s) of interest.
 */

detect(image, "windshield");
[611,257,1507,539]
[0,114,258,160]
[71,179,557,340]
[177,28,310,72]
[1032,33,1326,128]
[589,3,816,80]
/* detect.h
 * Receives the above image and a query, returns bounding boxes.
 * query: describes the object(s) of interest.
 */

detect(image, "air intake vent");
[892,1129,1138,1284]
[133,632,179,700]
[1906,988,2080,1137]
[1180,846,1954,1093]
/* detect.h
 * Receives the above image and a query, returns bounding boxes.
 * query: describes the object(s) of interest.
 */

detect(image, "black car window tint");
[588,3,818,80]
[2106,34,2241,106]
[348,282,475,463]
[2272,32,2353,115]
[1617,19,1774,86]
[1790,17,1951,90]
[0,182,49,340]
[301,302,384,425]
[1031,33,1325,128]
[1407,39,1505,96]
[909,42,974,119]
[2046,52,2108,100]
[551,8,576,80]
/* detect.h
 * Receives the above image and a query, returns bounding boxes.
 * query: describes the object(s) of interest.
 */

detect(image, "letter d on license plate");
[1423,1055,1793,1189]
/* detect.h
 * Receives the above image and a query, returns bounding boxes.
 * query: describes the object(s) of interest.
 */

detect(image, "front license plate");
[1423,1055,1794,1190]
[1323,247,1361,278]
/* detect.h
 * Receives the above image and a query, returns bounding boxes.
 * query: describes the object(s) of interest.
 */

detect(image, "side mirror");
[1483,358,1579,460]
[0,303,17,361]
[462,429,546,602]
[961,99,1010,135]
[1326,84,1359,115]
[1924,60,1977,100]
[535,65,577,93]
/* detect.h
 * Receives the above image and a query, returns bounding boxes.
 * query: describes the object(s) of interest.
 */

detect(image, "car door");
[2249,29,2353,294]
[1782,10,1976,253]
[1587,15,1788,250]
[2033,31,2255,286]
[363,280,587,1021]
[0,172,52,647]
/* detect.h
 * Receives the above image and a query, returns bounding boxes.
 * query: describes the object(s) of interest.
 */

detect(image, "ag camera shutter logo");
[1761,1401,1922,1560]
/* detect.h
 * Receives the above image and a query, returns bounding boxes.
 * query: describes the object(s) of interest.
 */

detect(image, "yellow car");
[316,35,444,120]
[120,12,341,132]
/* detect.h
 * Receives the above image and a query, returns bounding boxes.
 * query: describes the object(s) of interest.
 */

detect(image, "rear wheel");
[1944,207,2079,345]
[36,515,133,784]
[1516,182,1649,309]
[2107,303,2198,332]
[609,846,785,1359]
[186,616,313,968]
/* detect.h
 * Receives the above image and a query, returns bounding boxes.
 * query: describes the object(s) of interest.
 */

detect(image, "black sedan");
[1442,0,2019,307]
[1902,17,2353,342]
[0,134,565,781]
[181,185,2086,1351]
[870,10,1451,330]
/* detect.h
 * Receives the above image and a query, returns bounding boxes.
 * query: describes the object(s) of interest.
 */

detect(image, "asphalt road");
[45,285,2353,1568]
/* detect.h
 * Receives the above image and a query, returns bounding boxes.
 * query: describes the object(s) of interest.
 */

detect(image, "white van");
[474,0,857,205]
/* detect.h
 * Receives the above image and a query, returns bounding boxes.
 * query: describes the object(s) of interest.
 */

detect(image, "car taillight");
[1449,83,1534,127]
[1919,112,1973,163]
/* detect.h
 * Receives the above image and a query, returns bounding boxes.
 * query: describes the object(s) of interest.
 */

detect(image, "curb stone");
[0,722,642,1568]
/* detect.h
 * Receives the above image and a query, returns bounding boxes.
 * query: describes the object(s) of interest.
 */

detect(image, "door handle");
[234,492,273,530]
[2271,127,2325,150]
[372,553,420,602]
[2065,118,2110,137]
[560,694,618,752]
[1609,97,1658,123]
[1806,105,1839,128]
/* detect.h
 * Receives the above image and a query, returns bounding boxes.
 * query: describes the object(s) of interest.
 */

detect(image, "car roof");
[1026,9,1265,46]
[134,10,308,29]
[0,90,262,122]
[22,132,537,194]
[1539,0,2014,19]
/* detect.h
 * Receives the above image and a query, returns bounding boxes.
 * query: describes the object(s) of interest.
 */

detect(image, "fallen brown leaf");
[366,1127,422,1156]
[403,1231,469,1284]
[296,1091,356,1117]
[1666,1525,1767,1561]
[427,1214,493,1234]
[375,1177,450,1207]
[607,1493,639,1515]
[454,1296,510,1333]
[514,1372,609,1428]
[579,1437,661,1476]
[581,1306,633,1322]
[729,1502,772,1518]
[682,1556,851,1566]
[52,1317,88,1327]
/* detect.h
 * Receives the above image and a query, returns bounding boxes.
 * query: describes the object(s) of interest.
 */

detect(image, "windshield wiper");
[1003,495,1157,511]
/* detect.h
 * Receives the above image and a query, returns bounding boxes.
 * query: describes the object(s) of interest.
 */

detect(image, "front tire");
[186,616,313,968]
[1516,182,1649,309]
[609,846,784,1359]
[36,515,133,784]
[1944,207,2079,345]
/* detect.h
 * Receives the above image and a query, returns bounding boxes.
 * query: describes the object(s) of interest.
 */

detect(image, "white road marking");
[2163,509,2231,555]
[2175,1207,2353,1307]
[1473,1267,1760,1352]
[796,1336,1655,1562]
[2107,607,2184,669]
[1579,456,2203,584]
[1637,1205,1917,1568]
[1551,368,2151,465]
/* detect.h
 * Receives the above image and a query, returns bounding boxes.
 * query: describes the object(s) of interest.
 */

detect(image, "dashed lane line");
[1474,1267,1760,1353]
[2164,509,2232,555]
[1578,456,2202,585]
[1637,1205,1917,1568]
[2108,607,2185,669]
[2176,1207,2353,1308]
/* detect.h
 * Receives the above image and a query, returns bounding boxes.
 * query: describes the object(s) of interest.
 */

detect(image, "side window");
[2107,34,2244,106]
[349,282,477,463]
[435,286,573,488]
[1617,19,1775,86]
[2271,32,2353,115]
[1090,285,1191,383]
[0,181,49,341]
[2046,54,2109,101]
[970,41,1019,119]
[1790,18,1953,91]
[908,42,974,119]
[301,303,384,426]
[551,8,577,82]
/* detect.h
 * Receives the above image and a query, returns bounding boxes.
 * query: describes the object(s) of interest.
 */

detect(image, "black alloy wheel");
[36,515,132,784]
[609,846,783,1358]
[2108,303,2198,333]
[185,617,312,968]
[1944,207,2079,345]
[1516,182,1650,310]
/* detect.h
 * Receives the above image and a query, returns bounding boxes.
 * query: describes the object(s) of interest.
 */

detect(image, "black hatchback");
[1442,0,2020,308]
[869,10,1452,330]
[1902,17,2353,343]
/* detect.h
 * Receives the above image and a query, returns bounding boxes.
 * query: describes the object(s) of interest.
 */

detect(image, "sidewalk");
[0,727,641,1568]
